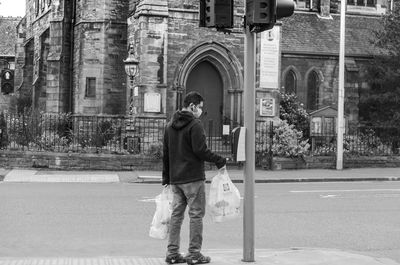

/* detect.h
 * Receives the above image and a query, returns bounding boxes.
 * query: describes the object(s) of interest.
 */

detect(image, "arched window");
[307,71,320,111]
[284,70,297,94]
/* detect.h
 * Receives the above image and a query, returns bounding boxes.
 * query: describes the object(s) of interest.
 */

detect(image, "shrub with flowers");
[272,119,310,157]
[279,92,310,139]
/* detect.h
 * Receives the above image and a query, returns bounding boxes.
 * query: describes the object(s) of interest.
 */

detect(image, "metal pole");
[337,0,346,170]
[243,25,255,262]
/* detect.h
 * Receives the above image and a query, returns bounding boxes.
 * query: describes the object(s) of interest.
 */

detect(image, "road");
[0,181,399,262]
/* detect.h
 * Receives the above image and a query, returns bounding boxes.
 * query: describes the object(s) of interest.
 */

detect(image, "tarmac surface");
[1,166,400,264]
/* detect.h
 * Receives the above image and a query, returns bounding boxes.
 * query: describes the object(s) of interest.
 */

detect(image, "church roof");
[281,12,384,57]
[0,16,21,56]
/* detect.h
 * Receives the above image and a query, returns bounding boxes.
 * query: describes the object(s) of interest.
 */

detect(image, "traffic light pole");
[243,25,256,262]
[337,0,346,170]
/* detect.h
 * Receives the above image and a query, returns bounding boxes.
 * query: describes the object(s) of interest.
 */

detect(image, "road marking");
[139,198,156,202]
[291,189,400,193]
[320,194,339,198]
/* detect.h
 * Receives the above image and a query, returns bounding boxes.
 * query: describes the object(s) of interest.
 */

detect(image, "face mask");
[192,105,202,118]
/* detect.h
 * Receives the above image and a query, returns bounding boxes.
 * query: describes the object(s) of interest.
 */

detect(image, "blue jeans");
[167,180,206,256]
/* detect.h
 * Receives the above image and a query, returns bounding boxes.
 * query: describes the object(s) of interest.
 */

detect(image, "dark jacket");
[162,110,226,185]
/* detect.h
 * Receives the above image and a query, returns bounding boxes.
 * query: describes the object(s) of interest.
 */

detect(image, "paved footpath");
[2,167,400,183]
[0,248,399,265]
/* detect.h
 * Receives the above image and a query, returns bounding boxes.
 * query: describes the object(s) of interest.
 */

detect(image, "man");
[162,91,226,265]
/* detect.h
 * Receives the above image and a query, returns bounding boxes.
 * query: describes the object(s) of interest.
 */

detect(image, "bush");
[145,141,163,159]
[272,119,310,157]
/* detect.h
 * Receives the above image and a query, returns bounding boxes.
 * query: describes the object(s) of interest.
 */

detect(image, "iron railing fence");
[204,119,274,164]
[1,112,399,158]
[311,126,400,156]
[0,112,166,154]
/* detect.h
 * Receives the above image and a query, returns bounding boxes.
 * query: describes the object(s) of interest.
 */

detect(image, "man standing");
[162,92,226,265]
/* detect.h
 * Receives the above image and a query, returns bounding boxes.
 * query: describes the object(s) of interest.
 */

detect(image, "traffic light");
[246,0,276,25]
[1,69,14,95]
[246,0,294,32]
[199,0,234,28]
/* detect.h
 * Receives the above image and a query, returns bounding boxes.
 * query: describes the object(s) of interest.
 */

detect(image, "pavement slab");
[0,249,398,265]
[3,169,119,183]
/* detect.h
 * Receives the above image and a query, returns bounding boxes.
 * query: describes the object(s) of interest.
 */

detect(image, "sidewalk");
[131,167,400,184]
[2,167,400,183]
[0,248,398,265]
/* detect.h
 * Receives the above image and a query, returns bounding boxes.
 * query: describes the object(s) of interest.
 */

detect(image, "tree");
[359,2,400,127]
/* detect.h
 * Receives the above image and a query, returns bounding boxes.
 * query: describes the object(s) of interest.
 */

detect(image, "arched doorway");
[186,61,223,132]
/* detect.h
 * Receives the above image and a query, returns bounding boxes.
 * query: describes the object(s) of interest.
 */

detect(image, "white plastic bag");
[208,169,241,222]
[149,186,173,239]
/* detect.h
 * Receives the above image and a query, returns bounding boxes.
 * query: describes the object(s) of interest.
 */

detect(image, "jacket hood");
[171,111,195,130]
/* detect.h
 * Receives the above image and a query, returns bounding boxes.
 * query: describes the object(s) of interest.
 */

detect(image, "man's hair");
[183,91,204,108]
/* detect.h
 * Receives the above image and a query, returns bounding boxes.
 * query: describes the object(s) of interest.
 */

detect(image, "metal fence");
[1,112,399,158]
[0,112,166,155]
[311,126,400,156]
[205,119,274,165]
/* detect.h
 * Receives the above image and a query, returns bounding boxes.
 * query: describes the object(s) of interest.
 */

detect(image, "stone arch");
[173,41,243,123]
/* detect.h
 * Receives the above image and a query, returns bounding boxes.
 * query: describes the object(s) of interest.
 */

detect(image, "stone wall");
[1,150,399,171]
[281,55,372,126]
[0,150,163,171]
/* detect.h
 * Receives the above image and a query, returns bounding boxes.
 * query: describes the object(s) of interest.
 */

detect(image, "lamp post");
[124,44,140,115]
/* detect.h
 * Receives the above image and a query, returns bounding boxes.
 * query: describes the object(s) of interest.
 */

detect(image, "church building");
[11,0,389,130]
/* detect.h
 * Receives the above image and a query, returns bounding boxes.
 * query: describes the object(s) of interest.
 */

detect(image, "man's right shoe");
[186,252,211,265]
[165,253,187,264]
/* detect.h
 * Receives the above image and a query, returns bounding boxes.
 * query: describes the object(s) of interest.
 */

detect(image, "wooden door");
[186,61,223,134]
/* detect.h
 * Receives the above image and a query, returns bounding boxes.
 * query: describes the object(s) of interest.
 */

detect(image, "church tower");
[73,0,129,114]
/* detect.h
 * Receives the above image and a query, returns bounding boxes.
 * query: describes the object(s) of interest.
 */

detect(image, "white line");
[290,189,400,193]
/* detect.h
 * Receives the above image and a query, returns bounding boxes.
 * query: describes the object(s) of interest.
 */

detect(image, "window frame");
[85,77,96,98]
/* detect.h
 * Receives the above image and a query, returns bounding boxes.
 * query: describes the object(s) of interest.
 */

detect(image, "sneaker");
[186,252,211,265]
[165,253,187,264]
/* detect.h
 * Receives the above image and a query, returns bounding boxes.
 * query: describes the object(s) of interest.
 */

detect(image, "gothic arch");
[173,41,244,123]
[282,65,301,94]
[305,67,324,111]
[173,41,243,92]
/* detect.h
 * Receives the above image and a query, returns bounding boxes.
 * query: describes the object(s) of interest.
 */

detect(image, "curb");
[134,176,400,184]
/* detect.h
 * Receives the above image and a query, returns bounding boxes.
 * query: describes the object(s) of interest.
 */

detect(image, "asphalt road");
[0,181,399,262]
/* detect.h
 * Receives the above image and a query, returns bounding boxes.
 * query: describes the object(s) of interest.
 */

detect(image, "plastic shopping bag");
[149,186,173,239]
[208,169,241,222]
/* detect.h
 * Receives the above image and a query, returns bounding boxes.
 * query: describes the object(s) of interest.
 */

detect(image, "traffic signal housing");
[1,69,14,95]
[199,0,234,29]
[246,0,294,32]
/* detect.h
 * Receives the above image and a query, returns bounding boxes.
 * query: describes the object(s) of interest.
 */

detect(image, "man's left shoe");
[165,253,187,264]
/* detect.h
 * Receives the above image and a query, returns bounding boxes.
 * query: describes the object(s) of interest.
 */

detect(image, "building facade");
[15,0,129,114]
[12,0,389,129]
